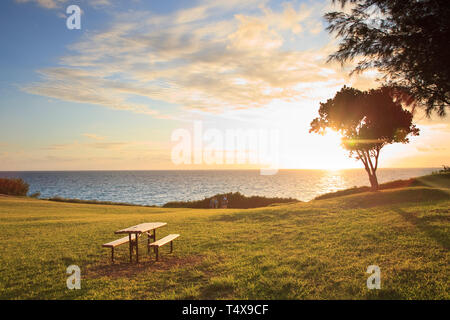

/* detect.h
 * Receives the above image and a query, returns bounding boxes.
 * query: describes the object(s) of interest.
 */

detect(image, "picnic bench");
[102,222,179,263]
[102,234,139,263]
[150,234,180,261]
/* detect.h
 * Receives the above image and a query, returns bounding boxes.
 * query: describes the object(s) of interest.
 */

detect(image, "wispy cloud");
[24,68,160,116]
[23,0,371,115]
[44,140,134,150]
[15,0,65,9]
[416,146,447,153]
[82,133,105,140]
[88,142,128,149]
[15,0,112,9]
[43,142,80,150]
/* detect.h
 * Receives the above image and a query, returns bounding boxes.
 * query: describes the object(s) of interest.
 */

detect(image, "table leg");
[128,234,132,263]
[136,233,139,263]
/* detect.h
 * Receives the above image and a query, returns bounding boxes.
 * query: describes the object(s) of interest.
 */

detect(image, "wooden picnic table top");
[115,222,167,235]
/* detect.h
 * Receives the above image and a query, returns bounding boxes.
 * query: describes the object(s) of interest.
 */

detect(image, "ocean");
[0,168,438,206]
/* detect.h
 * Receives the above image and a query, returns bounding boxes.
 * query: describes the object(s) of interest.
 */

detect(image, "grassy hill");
[315,172,450,200]
[0,175,448,299]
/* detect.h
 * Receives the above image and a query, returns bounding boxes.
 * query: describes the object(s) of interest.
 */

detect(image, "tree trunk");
[368,173,379,191]
[358,150,380,191]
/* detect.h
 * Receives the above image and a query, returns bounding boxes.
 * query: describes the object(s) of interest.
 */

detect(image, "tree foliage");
[0,178,29,196]
[325,0,450,116]
[310,86,419,190]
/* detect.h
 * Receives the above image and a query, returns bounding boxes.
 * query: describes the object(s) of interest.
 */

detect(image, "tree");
[310,86,419,190]
[325,0,450,116]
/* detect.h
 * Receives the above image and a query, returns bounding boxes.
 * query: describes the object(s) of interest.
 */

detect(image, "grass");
[44,192,299,209]
[0,175,449,299]
[46,196,156,207]
[314,172,450,200]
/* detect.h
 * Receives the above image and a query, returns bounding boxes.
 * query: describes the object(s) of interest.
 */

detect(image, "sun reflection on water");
[317,170,348,195]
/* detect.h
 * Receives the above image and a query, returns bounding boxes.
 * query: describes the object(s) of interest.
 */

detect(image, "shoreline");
[5,171,447,208]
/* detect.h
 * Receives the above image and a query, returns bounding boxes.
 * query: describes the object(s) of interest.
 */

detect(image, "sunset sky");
[0,0,449,171]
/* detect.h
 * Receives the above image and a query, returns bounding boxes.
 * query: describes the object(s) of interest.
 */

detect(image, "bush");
[29,192,41,198]
[163,192,299,209]
[0,178,29,196]
[433,165,450,174]
[47,196,156,207]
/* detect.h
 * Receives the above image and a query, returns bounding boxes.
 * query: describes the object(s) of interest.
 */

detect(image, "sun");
[279,129,359,170]
[319,130,357,170]
[234,101,361,171]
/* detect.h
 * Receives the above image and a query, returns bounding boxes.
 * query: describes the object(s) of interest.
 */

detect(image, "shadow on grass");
[209,209,304,223]
[198,278,235,299]
[85,254,203,279]
[365,289,405,299]
[394,208,449,250]
[333,187,450,210]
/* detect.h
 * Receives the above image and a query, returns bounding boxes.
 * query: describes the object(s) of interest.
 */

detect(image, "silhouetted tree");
[325,0,450,116]
[310,86,420,190]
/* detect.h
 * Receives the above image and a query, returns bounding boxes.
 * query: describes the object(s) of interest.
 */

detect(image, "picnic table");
[115,222,167,263]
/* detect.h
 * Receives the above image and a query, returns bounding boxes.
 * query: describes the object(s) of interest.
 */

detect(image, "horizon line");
[0,167,441,173]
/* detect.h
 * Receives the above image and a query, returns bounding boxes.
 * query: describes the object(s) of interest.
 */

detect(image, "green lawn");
[0,184,449,299]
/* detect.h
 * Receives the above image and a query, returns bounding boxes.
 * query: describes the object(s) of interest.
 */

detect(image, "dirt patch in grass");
[0,194,17,198]
[84,255,204,279]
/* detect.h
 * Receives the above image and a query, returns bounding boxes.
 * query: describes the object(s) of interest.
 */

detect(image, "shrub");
[46,196,156,207]
[433,165,450,174]
[0,178,29,196]
[29,192,41,198]
[163,192,299,209]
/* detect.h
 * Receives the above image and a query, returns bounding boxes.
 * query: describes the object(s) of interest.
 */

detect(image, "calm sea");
[0,168,438,206]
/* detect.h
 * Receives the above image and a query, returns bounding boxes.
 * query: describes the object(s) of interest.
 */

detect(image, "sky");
[0,0,449,171]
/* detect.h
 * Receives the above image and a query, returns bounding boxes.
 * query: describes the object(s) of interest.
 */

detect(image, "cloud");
[260,1,317,34]
[43,142,80,150]
[43,140,131,150]
[24,68,160,116]
[15,0,112,9]
[82,133,105,140]
[416,146,447,153]
[90,0,112,7]
[15,0,65,9]
[23,0,370,115]
[88,142,128,149]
